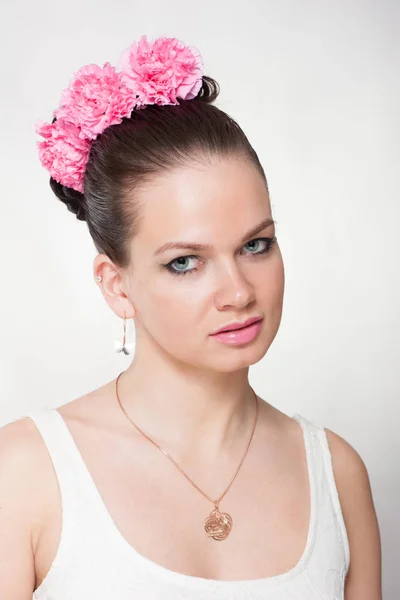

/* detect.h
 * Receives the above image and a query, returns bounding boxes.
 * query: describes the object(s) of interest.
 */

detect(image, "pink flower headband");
[35,35,204,193]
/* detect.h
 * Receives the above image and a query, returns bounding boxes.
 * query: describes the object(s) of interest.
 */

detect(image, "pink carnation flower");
[35,118,91,192]
[54,62,137,140]
[118,35,204,107]
[35,36,206,192]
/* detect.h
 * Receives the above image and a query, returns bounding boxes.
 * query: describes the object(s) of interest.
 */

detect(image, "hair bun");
[195,75,220,104]
[49,178,87,221]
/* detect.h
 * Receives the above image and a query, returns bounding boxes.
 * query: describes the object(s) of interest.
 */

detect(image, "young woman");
[0,35,381,599]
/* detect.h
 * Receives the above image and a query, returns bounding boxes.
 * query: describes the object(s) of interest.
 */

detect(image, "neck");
[114,353,257,464]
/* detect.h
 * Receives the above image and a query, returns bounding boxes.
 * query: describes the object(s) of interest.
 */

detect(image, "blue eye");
[167,256,197,274]
[163,237,277,277]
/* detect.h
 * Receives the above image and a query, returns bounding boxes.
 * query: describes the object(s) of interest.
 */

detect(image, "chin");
[208,341,272,373]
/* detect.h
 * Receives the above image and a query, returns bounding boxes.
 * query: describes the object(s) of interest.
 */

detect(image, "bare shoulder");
[324,427,382,599]
[0,415,54,596]
[0,382,112,594]
[0,415,54,531]
[0,414,47,483]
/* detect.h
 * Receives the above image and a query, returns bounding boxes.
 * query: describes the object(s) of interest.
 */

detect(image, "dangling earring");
[115,310,135,355]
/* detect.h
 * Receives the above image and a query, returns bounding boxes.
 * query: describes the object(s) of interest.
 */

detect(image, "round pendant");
[204,506,233,541]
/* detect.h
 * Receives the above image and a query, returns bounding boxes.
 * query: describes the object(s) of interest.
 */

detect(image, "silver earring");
[114,310,135,355]
[96,276,102,282]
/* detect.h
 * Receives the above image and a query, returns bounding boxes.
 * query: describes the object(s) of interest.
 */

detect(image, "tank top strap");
[292,412,326,492]
[25,407,78,500]
[25,407,108,524]
[292,412,351,575]
[291,413,322,556]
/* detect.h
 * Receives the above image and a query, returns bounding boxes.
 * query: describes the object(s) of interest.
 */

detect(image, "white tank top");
[26,407,350,600]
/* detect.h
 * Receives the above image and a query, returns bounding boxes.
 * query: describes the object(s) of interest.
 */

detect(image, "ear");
[93,253,135,319]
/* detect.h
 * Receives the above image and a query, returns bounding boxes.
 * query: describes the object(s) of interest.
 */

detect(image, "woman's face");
[126,155,285,372]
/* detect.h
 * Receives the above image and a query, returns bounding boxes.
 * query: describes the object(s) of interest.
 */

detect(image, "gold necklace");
[115,371,259,541]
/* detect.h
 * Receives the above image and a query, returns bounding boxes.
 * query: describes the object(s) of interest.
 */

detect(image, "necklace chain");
[115,370,259,507]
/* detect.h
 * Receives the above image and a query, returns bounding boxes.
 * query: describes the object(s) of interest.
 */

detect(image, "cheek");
[139,278,208,331]
[253,257,285,323]
[270,259,285,298]
[253,255,285,311]
[137,282,210,358]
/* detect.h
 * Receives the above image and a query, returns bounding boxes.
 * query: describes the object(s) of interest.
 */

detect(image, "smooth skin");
[0,156,381,598]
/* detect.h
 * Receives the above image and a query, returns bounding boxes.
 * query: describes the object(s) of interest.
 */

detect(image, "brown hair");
[49,76,268,268]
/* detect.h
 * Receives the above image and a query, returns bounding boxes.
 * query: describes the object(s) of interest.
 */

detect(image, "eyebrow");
[154,217,276,256]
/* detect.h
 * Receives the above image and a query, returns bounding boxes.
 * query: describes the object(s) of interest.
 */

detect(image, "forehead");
[134,156,271,246]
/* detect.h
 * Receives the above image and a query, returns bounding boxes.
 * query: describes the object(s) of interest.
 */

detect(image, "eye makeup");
[162,236,277,277]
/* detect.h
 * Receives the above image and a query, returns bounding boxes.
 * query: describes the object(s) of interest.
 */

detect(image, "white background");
[0,0,398,596]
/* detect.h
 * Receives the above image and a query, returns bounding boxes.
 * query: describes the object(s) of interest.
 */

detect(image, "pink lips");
[211,316,263,335]
[210,318,263,346]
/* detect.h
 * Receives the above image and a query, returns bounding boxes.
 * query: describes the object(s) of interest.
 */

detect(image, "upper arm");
[325,427,382,600]
[0,417,42,598]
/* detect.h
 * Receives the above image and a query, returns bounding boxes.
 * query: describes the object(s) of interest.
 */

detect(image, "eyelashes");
[163,236,277,277]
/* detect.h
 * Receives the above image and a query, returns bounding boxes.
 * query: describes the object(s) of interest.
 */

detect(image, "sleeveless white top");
[26,408,350,600]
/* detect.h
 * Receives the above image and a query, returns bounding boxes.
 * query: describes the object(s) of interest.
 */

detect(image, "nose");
[214,261,256,311]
